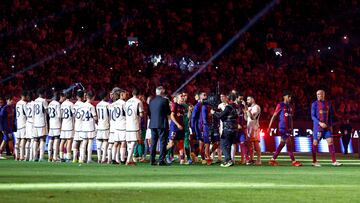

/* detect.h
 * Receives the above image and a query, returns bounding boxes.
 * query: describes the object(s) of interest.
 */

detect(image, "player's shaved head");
[316,89,325,101]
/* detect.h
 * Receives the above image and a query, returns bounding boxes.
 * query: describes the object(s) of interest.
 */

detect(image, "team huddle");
[0,86,342,167]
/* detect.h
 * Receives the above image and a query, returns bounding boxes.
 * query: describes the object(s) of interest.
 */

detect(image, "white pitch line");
[0,182,358,190]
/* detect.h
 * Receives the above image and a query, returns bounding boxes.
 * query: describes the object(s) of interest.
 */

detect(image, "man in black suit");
[148,86,171,165]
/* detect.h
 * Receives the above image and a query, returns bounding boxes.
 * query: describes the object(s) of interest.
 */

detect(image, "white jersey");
[81,101,97,132]
[15,100,27,130]
[48,100,61,129]
[33,97,48,128]
[74,101,84,132]
[60,99,74,131]
[218,102,227,135]
[113,99,126,131]
[108,102,117,133]
[96,100,110,130]
[26,101,35,124]
[125,97,144,132]
[246,104,261,130]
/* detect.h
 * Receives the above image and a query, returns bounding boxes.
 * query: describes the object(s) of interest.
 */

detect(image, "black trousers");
[150,128,168,163]
[341,134,351,154]
[221,130,236,162]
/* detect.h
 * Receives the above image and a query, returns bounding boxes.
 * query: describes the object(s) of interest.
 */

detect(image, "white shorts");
[81,131,96,139]
[48,129,61,137]
[108,132,115,143]
[16,128,26,139]
[73,131,83,141]
[60,130,74,139]
[33,127,48,138]
[126,131,140,142]
[96,130,110,140]
[114,130,126,142]
[145,128,152,139]
[25,123,34,139]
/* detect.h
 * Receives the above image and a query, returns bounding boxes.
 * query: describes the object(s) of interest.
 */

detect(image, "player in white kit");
[111,90,127,164]
[72,90,85,163]
[25,93,35,161]
[95,91,110,163]
[125,88,144,165]
[59,92,75,162]
[246,96,262,165]
[15,91,28,161]
[33,89,48,162]
[80,91,97,163]
[47,92,62,162]
[107,88,121,164]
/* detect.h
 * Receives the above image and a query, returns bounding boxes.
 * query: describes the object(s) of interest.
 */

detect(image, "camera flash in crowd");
[63,50,67,54]
[12,55,15,58]
[317,49,320,53]
[331,69,334,73]
[34,24,37,28]
[328,46,331,50]
[11,65,15,69]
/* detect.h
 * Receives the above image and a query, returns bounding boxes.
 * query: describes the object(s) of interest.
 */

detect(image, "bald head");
[316,90,325,101]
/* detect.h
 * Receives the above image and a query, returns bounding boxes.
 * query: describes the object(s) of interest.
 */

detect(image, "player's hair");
[65,91,71,99]
[5,94,13,101]
[86,91,94,99]
[98,91,107,100]
[174,92,182,98]
[227,93,237,102]
[155,86,165,96]
[53,92,60,101]
[111,87,121,94]
[132,88,139,96]
[37,88,45,97]
[76,90,84,98]
[21,90,28,97]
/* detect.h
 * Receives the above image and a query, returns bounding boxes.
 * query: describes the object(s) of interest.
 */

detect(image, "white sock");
[25,140,30,160]
[126,142,136,163]
[29,139,34,161]
[231,145,236,161]
[48,139,53,160]
[53,138,59,160]
[120,147,126,162]
[107,144,113,162]
[80,140,87,162]
[87,139,93,162]
[14,138,19,160]
[96,140,102,162]
[101,141,108,162]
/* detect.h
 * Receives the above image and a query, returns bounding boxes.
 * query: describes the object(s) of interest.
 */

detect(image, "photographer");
[211,93,238,167]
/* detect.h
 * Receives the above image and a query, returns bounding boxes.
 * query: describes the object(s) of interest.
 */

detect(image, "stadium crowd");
[0,0,359,122]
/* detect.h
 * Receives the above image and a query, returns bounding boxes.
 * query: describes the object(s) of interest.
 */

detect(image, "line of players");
[6,87,343,167]
[12,87,145,165]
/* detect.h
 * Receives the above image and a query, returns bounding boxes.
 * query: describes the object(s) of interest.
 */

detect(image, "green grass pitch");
[0,153,360,203]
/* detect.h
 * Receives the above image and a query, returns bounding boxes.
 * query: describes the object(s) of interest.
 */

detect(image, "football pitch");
[0,154,360,203]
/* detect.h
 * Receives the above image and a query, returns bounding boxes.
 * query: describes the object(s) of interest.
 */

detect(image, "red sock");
[240,143,247,161]
[312,145,317,162]
[328,144,336,163]
[273,142,285,160]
